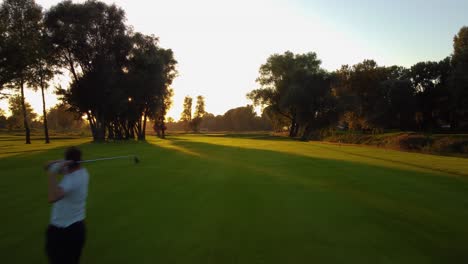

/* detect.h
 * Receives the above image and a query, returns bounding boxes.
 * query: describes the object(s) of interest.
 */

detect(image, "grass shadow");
[176,133,291,142]
[1,136,468,263]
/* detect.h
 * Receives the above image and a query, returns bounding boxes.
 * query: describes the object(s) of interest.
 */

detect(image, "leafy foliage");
[179,96,192,131]
[168,105,270,132]
[7,94,37,130]
[248,51,337,139]
[0,0,43,143]
[47,1,177,141]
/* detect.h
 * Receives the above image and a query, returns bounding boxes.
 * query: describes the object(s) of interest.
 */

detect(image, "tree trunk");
[289,120,299,138]
[87,113,97,140]
[41,83,50,144]
[20,80,31,144]
[128,121,135,139]
[140,112,147,141]
[97,121,106,141]
[107,123,114,140]
[135,119,142,140]
[293,123,300,137]
[124,121,130,140]
[301,124,312,141]
[161,117,166,139]
[289,119,296,137]
[93,116,106,142]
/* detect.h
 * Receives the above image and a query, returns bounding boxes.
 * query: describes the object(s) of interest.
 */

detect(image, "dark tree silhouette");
[409,59,451,130]
[248,51,336,139]
[0,0,43,144]
[167,105,271,132]
[450,27,468,130]
[180,96,193,132]
[7,94,37,130]
[28,25,59,143]
[47,1,177,141]
[191,95,206,132]
[46,0,130,141]
[46,104,83,132]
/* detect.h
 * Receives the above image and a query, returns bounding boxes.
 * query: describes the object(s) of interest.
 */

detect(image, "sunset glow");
[0,0,466,119]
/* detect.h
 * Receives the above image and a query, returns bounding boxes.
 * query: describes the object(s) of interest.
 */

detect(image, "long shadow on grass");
[2,138,468,263]
[150,138,468,218]
[160,138,468,187]
[148,138,468,263]
[200,133,291,141]
[146,138,468,260]
[167,134,468,178]
[311,143,468,178]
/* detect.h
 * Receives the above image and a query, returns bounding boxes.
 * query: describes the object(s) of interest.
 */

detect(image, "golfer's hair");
[65,146,82,169]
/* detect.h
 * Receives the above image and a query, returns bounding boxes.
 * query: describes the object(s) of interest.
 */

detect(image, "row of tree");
[248,27,468,140]
[177,95,207,132]
[0,0,177,143]
[167,98,271,132]
[0,96,84,131]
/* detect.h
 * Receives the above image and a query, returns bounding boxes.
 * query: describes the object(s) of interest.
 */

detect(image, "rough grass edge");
[322,132,468,157]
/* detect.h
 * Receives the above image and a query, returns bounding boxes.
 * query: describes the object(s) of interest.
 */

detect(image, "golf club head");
[134,156,140,164]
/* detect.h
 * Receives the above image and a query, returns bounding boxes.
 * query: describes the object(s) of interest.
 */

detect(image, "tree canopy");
[247,27,468,139]
[248,52,336,139]
[47,0,177,141]
[0,0,43,143]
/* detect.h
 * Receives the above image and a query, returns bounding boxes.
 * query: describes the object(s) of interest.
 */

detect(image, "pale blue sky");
[0,0,465,118]
[296,0,466,67]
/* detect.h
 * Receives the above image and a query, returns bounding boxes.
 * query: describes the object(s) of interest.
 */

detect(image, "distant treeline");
[167,105,271,132]
[0,96,84,132]
[248,27,468,140]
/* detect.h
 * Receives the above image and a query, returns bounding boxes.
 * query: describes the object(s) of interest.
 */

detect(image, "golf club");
[79,155,140,164]
[45,155,139,171]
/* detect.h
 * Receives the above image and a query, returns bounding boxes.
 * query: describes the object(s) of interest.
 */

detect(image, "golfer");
[45,146,89,264]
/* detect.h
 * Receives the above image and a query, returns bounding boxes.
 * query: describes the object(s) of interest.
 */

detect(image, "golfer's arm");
[48,172,65,203]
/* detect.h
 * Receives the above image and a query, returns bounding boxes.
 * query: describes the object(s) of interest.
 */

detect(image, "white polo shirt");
[50,168,89,228]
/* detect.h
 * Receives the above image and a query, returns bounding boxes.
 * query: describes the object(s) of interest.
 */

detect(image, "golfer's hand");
[45,160,71,174]
[44,160,59,171]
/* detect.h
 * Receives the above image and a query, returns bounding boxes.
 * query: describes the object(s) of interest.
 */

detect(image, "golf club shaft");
[79,155,136,163]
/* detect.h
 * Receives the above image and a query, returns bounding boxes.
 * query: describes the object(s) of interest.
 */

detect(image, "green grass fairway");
[1,134,468,263]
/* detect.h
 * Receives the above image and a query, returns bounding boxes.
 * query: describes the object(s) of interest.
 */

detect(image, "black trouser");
[46,221,86,264]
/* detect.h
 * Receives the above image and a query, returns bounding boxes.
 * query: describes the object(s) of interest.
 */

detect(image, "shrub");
[431,137,468,154]
[396,134,433,151]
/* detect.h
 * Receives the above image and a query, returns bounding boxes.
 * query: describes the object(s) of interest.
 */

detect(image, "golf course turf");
[1,134,468,263]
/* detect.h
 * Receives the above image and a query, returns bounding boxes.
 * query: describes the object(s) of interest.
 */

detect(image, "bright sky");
[0,0,466,120]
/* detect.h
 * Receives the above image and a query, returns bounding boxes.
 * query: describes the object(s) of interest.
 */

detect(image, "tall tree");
[409,59,451,130]
[47,2,177,141]
[372,79,415,130]
[248,51,335,139]
[0,11,14,92]
[450,26,468,130]
[192,95,206,132]
[333,61,411,131]
[27,25,58,143]
[180,96,192,131]
[194,95,206,119]
[0,0,42,144]
[289,71,337,140]
[153,88,174,139]
[46,0,130,141]
[248,52,322,137]
[126,33,177,140]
